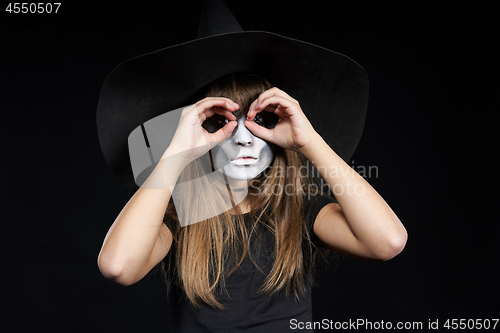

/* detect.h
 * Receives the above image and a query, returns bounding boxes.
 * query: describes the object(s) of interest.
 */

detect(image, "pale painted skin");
[211,112,276,182]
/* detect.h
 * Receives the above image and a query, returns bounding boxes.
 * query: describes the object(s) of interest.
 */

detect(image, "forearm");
[97,149,187,283]
[299,135,407,258]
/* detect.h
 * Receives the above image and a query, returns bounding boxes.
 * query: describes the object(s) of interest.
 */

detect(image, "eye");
[253,114,263,123]
[202,115,229,133]
[251,113,279,129]
[217,117,229,125]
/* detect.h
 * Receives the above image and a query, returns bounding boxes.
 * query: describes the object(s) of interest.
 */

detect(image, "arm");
[299,135,407,261]
[245,87,407,261]
[98,98,239,286]
[97,150,184,286]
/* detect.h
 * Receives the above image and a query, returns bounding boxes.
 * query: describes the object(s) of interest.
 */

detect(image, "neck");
[229,197,251,215]
[226,178,251,215]
[227,178,250,189]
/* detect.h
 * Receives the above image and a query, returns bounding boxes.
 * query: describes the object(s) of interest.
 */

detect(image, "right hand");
[165,97,239,164]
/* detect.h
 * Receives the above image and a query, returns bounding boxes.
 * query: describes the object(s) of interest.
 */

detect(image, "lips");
[232,156,257,160]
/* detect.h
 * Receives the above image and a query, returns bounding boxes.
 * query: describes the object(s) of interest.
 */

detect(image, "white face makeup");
[209,112,276,181]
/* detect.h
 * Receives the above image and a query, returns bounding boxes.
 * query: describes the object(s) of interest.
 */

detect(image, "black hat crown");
[197,0,243,38]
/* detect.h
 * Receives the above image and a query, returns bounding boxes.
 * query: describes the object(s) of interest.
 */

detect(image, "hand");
[244,87,320,153]
[166,97,238,164]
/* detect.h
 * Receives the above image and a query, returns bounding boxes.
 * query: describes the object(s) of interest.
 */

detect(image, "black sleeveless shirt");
[164,194,336,332]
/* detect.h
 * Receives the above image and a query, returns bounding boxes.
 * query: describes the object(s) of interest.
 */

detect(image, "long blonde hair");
[161,73,326,309]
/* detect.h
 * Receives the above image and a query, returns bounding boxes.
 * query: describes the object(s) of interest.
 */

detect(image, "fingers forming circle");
[194,98,238,123]
[249,95,296,121]
[256,87,299,106]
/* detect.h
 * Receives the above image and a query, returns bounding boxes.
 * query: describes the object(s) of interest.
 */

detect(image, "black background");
[2,1,498,332]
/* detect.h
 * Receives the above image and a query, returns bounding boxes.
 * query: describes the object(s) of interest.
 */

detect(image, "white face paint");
[211,113,276,181]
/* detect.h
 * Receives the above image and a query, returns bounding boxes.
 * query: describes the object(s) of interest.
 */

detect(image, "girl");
[98,73,407,332]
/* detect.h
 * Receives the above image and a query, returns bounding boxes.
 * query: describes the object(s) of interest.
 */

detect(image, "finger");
[208,119,238,144]
[211,106,238,119]
[195,99,239,124]
[252,104,288,121]
[248,95,296,120]
[247,99,275,120]
[248,93,294,119]
[247,104,286,122]
[196,98,239,116]
[246,99,259,120]
[256,87,298,105]
[258,96,296,115]
[199,96,238,106]
[262,104,287,118]
[244,119,274,142]
[269,87,299,104]
[199,107,237,123]
[251,87,298,111]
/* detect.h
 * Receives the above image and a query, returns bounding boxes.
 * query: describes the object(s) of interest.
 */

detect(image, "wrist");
[161,148,190,175]
[298,133,326,160]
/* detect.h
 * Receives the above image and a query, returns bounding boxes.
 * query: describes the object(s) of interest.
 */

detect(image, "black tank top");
[164,194,336,332]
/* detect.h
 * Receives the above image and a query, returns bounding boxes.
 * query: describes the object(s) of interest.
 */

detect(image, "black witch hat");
[96,0,369,191]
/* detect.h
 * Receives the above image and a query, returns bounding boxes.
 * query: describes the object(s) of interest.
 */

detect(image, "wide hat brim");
[97,31,369,191]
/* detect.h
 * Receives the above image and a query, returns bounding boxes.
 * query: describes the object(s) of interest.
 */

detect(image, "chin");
[218,165,262,181]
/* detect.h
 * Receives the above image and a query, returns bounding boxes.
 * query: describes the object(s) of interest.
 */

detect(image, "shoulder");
[302,193,338,246]
[303,192,338,222]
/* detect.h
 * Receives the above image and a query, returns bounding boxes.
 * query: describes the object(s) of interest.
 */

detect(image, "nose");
[232,118,253,147]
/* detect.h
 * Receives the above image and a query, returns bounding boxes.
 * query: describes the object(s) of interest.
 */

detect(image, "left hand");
[244,87,320,153]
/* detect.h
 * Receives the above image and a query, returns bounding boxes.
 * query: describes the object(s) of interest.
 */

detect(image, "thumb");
[244,120,273,142]
[208,120,238,145]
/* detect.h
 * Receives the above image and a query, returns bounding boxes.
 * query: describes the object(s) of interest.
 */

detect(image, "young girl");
[98,73,407,332]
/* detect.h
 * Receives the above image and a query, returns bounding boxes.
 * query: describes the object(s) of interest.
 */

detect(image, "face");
[203,109,279,181]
